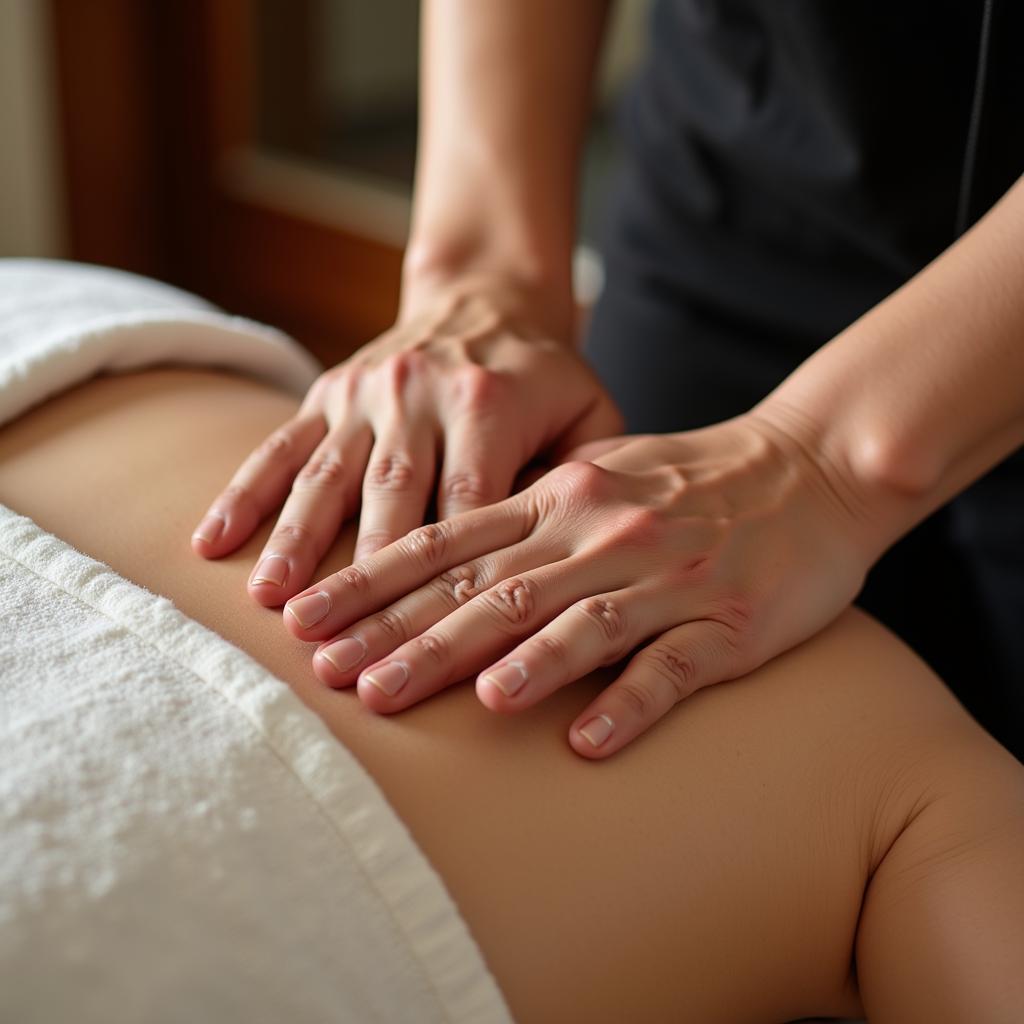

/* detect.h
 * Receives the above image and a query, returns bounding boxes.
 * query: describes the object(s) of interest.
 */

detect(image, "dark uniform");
[584,0,1024,758]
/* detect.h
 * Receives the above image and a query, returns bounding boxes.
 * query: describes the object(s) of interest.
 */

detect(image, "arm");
[274,173,1024,759]
[193,1,624,589]
[752,173,1024,563]
[402,0,612,340]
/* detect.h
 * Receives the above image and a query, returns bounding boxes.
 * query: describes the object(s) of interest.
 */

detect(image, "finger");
[567,620,742,760]
[283,496,532,641]
[247,425,372,605]
[191,414,327,558]
[545,395,625,462]
[436,411,520,520]
[351,555,597,713]
[311,532,571,687]
[474,587,651,711]
[352,424,437,564]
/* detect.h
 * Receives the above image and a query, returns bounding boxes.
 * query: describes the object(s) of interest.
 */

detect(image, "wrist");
[400,240,576,343]
[745,396,930,567]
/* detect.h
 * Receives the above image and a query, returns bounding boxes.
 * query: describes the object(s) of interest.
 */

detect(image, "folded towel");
[0,508,512,1024]
[0,261,513,1023]
[0,259,321,428]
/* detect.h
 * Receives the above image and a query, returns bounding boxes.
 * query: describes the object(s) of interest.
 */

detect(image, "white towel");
[0,258,322,426]
[0,260,514,1023]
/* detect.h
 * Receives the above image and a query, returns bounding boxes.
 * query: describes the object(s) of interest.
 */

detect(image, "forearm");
[753,172,1024,561]
[403,0,611,337]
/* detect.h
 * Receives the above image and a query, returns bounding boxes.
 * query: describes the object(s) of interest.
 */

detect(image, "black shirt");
[615,0,1024,339]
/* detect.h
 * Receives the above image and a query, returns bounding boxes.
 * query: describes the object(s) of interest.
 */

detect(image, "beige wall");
[0,0,65,258]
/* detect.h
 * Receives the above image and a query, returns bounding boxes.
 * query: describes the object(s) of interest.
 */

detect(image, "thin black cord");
[955,0,996,237]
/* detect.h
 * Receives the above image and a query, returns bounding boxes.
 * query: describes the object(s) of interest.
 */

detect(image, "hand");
[281,410,878,759]
[190,279,623,603]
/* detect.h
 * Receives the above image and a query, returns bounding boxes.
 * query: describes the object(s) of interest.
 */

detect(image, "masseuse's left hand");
[283,410,877,758]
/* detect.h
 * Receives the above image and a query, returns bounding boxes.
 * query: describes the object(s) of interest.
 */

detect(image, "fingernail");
[362,660,409,697]
[251,554,290,587]
[192,513,225,544]
[286,591,332,629]
[319,636,367,672]
[480,660,528,697]
[578,713,615,748]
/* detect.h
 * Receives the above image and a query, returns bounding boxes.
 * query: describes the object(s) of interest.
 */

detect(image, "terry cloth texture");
[0,258,321,423]
[0,260,513,1024]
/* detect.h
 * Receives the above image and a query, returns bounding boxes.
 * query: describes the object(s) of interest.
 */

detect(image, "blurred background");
[0,0,649,364]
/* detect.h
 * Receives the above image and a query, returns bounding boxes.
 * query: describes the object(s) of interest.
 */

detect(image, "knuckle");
[548,459,612,506]
[270,521,316,546]
[294,454,346,492]
[255,430,294,464]
[531,632,570,665]
[305,371,333,401]
[303,373,335,410]
[412,631,450,666]
[337,359,363,384]
[440,470,493,507]
[381,352,416,391]
[576,596,627,646]
[220,483,256,512]
[373,606,411,643]
[453,364,501,410]
[365,452,416,493]
[564,458,610,492]
[318,364,361,404]
[614,679,659,720]
[645,642,700,702]
[403,346,429,369]
[437,564,484,606]
[402,522,448,565]
[342,370,362,401]
[333,564,372,596]
[479,576,537,628]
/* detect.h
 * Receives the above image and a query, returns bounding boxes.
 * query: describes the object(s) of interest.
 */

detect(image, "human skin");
[278,416,876,761]
[193,1,1024,761]
[2,367,1023,1022]
[193,0,620,579]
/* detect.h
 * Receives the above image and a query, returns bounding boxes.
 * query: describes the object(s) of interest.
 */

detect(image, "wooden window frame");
[50,0,405,363]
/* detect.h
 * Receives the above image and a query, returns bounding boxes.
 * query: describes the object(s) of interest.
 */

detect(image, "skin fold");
[1,367,1022,1022]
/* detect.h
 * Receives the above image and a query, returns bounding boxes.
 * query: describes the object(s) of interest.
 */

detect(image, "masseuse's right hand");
[190,277,623,604]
